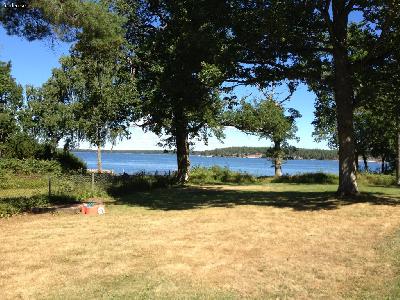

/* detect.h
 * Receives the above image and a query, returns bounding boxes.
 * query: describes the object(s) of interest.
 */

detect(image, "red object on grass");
[81,204,105,215]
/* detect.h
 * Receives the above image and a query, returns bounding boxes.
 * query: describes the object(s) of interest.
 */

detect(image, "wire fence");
[0,172,174,201]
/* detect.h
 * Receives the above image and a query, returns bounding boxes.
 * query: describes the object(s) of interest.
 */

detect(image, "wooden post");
[48,176,51,197]
[91,172,95,193]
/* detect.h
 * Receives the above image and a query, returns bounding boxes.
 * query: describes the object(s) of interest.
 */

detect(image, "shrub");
[272,172,339,184]
[55,151,87,173]
[0,151,86,176]
[107,172,174,195]
[1,132,39,159]
[357,173,396,186]
[189,166,256,184]
[0,158,62,175]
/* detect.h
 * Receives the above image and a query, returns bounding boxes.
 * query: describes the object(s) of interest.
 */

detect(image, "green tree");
[3,1,138,172]
[227,97,300,176]
[22,67,79,153]
[312,39,400,179]
[1,0,120,42]
[229,0,400,195]
[129,0,234,183]
[0,61,23,157]
[67,11,138,173]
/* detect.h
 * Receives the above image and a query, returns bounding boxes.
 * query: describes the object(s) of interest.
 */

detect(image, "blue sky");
[0,26,329,151]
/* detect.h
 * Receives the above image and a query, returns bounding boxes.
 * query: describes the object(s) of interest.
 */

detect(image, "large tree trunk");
[273,140,283,177]
[332,1,359,196]
[397,131,400,185]
[175,118,190,184]
[97,143,102,173]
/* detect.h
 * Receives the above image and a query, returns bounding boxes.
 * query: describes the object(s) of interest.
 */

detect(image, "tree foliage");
[0,61,23,157]
[125,0,235,182]
[226,97,300,176]
[228,0,400,195]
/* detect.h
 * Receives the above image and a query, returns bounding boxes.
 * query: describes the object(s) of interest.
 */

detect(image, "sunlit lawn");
[1,182,400,299]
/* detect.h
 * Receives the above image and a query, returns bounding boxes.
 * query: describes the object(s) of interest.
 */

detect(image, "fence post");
[48,176,51,197]
[91,172,95,193]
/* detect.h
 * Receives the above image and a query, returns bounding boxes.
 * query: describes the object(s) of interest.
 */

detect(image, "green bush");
[189,166,256,184]
[55,151,87,173]
[107,172,174,195]
[357,173,396,186]
[0,151,86,176]
[1,132,39,159]
[272,172,339,184]
[0,158,62,175]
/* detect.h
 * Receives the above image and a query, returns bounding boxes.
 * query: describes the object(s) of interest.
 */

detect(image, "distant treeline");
[73,149,168,154]
[195,147,339,160]
[74,147,339,160]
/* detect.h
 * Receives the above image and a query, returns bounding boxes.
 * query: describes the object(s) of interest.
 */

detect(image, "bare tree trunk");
[381,156,385,174]
[97,143,102,173]
[273,140,283,177]
[397,131,400,185]
[332,1,358,196]
[175,117,190,184]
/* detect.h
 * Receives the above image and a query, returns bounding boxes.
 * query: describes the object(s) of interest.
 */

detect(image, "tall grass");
[357,173,396,186]
[107,172,174,195]
[272,172,339,184]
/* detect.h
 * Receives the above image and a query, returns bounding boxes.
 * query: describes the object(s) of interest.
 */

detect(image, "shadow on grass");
[111,186,400,211]
[0,194,80,217]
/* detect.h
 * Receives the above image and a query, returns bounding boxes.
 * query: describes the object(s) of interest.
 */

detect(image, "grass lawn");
[1,182,400,299]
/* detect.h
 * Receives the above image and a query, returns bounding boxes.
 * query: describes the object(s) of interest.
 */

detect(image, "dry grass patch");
[1,184,400,299]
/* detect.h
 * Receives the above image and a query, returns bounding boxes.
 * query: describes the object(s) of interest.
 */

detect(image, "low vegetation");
[272,172,339,184]
[0,153,86,175]
[357,172,397,186]
[107,172,174,195]
[272,172,397,186]
[189,166,257,185]
[0,158,63,175]
[2,168,398,218]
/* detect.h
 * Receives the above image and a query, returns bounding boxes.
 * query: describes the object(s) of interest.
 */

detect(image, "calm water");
[73,151,382,176]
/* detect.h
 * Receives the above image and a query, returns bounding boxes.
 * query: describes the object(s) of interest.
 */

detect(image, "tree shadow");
[111,185,400,211]
[0,194,81,216]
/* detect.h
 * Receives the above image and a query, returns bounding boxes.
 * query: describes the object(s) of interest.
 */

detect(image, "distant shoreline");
[71,148,381,162]
[71,148,340,160]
